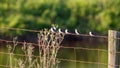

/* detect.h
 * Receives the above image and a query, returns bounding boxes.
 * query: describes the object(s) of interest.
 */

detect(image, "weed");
[7,28,64,68]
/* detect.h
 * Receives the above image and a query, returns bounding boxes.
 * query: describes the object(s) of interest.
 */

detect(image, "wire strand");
[0,51,119,67]
[0,27,120,67]
[0,38,108,51]
[0,27,108,39]
[1,27,120,39]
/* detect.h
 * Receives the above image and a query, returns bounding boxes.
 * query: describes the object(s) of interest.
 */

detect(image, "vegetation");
[7,29,64,68]
[0,0,120,35]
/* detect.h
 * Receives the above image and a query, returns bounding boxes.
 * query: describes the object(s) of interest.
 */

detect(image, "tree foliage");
[0,0,120,35]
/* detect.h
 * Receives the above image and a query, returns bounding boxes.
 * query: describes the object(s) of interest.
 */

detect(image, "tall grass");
[7,29,64,68]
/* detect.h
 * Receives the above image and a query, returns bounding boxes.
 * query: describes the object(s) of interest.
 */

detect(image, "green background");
[0,0,120,35]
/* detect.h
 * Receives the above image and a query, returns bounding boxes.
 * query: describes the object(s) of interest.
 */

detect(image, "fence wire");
[1,27,120,39]
[0,27,120,68]
[0,27,108,38]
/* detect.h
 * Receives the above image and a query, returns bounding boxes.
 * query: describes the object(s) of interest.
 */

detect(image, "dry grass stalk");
[7,28,64,68]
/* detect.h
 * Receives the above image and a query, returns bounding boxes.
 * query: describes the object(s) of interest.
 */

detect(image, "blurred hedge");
[0,0,120,36]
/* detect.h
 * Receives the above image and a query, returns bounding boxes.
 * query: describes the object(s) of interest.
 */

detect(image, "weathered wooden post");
[108,30,119,68]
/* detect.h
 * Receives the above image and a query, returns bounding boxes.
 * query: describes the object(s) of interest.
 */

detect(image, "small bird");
[53,26,56,30]
[50,26,57,33]
[89,31,94,36]
[58,28,63,33]
[75,29,79,35]
[65,29,70,34]
[50,28,55,33]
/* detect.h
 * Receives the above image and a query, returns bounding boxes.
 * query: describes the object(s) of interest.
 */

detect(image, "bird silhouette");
[50,26,57,33]
[65,29,70,34]
[50,28,55,32]
[89,31,94,36]
[58,28,63,33]
[53,26,56,30]
[75,29,80,35]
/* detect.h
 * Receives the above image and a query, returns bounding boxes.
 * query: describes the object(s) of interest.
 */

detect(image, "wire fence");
[0,46,109,68]
[0,27,108,38]
[0,27,120,68]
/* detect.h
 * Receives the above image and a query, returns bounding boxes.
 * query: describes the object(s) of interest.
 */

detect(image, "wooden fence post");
[108,30,119,68]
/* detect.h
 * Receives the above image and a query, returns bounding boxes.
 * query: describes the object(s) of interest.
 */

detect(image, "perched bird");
[89,31,94,36]
[65,29,70,34]
[50,28,55,33]
[53,26,56,30]
[50,26,57,33]
[58,28,63,33]
[75,29,79,35]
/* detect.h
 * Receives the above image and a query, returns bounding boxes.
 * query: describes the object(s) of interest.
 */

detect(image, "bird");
[53,26,56,30]
[58,28,63,33]
[50,28,55,33]
[50,26,57,33]
[65,29,70,34]
[75,29,79,35]
[89,31,94,36]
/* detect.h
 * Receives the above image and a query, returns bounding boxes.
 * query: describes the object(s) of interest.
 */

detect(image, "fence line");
[0,51,119,67]
[58,58,108,66]
[1,27,120,68]
[0,27,40,33]
[0,27,108,39]
[1,27,120,40]
[0,51,110,66]
[0,38,37,46]
[0,38,108,52]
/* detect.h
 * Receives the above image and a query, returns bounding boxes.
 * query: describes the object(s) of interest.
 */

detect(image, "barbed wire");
[1,27,120,40]
[0,52,110,66]
[0,27,120,67]
[0,27,108,39]
[0,38,38,46]
[0,38,108,51]
[0,51,119,67]
[0,27,40,33]
[58,58,108,66]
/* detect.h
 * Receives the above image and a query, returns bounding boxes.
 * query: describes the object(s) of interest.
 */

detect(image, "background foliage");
[0,0,120,35]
